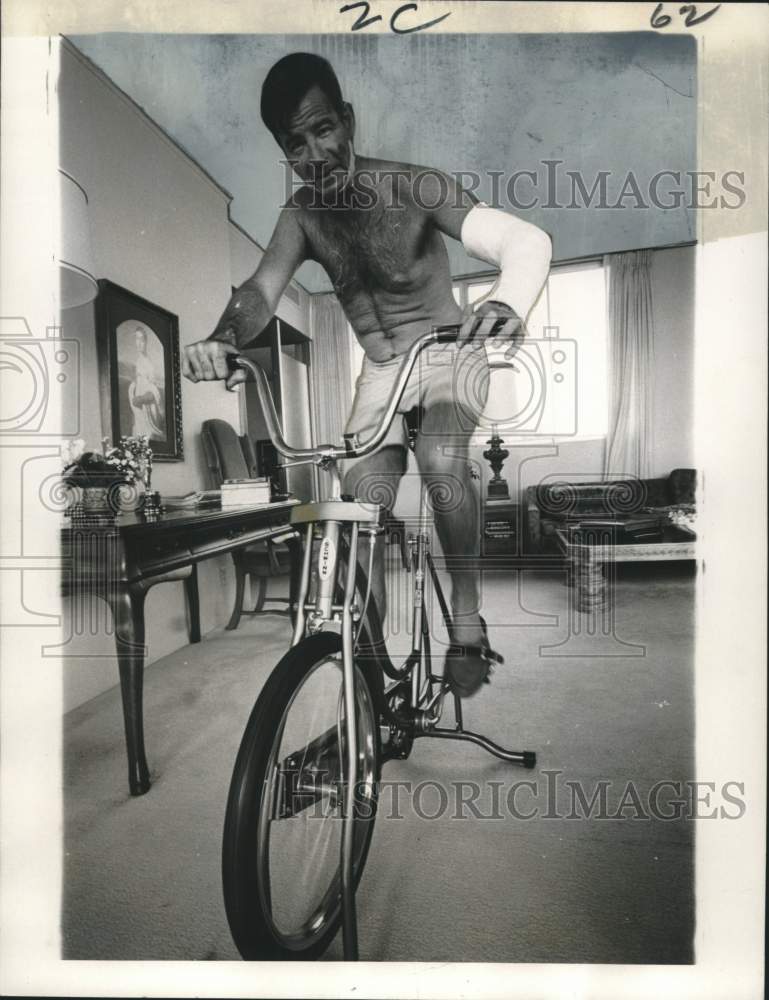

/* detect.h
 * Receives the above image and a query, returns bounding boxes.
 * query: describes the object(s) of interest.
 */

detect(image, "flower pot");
[68,486,116,525]
[67,478,135,523]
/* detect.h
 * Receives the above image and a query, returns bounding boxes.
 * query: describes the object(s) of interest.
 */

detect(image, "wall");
[59,43,247,710]
[279,344,315,501]
[650,245,696,476]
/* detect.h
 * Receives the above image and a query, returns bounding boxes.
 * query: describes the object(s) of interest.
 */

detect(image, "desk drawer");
[482,528,517,556]
[137,535,193,576]
[189,521,295,561]
[482,502,519,557]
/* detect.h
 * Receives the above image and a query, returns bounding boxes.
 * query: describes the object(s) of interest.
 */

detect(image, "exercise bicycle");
[221,324,536,961]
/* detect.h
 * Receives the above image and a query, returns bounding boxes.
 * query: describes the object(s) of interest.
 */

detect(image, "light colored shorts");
[344,342,490,463]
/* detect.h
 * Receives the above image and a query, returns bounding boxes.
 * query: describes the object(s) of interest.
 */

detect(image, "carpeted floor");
[62,558,696,963]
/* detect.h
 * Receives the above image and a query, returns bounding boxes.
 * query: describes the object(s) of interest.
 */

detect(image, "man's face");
[277,85,353,195]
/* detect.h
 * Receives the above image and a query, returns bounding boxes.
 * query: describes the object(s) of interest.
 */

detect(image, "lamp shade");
[59,169,98,309]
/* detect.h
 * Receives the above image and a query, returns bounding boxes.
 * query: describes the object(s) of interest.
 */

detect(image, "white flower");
[60,437,86,466]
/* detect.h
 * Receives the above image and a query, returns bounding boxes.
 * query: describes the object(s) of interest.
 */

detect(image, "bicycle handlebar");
[226,322,505,463]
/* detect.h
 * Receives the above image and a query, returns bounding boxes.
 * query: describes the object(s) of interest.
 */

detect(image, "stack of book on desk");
[221,478,273,508]
[162,489,221,509]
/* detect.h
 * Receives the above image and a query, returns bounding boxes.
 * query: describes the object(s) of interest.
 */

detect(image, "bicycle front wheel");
[222,631,380,960]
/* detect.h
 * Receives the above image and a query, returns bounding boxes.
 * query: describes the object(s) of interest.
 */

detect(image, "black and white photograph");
[0,3,766,999]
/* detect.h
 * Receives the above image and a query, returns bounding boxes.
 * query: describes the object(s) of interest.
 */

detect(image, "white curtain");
[309,294,353,446]
[603,250,655,479]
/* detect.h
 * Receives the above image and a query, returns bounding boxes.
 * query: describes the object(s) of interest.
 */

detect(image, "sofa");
[524,469,697,554]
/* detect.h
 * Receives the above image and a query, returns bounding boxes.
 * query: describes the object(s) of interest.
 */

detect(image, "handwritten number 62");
[340,1,451,34]
[651,3,722,28]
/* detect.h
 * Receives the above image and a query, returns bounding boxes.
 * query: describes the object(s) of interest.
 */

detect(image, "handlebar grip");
[432,314,519,344]
[226,352,245,374]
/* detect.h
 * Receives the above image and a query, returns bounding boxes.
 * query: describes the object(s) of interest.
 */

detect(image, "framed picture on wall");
[95,279,183,461]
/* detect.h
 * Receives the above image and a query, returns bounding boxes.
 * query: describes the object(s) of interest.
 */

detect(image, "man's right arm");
[182,207,307,386]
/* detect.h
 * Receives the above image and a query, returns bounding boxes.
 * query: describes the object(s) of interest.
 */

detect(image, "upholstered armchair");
[201,419,295,629]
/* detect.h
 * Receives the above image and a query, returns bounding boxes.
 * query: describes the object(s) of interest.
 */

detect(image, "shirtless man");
[182,52,551,696]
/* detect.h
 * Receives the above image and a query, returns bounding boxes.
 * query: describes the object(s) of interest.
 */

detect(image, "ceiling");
[69,32,697,293]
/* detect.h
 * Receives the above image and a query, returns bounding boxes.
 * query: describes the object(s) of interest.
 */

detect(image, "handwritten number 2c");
[340,2,382,31]
[340,1,451,33]
[390,3,451,33]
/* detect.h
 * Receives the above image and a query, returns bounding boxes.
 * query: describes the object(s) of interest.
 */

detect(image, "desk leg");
[185,564,201,643]
[110,586,151,796]
[226,555,247,631]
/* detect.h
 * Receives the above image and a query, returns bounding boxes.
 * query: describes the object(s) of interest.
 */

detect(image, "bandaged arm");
[461,204,552,325]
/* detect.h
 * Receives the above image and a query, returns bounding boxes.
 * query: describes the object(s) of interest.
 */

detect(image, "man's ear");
[342,101,356,140]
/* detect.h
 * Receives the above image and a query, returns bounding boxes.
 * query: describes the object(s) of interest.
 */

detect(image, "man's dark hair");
[260,53,344,141]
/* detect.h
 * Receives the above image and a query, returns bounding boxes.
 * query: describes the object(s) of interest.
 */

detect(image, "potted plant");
[62,436,153,522]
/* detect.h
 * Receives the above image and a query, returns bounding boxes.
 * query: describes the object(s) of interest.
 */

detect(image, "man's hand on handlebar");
[458,299,525,361]
[181,336,247,390]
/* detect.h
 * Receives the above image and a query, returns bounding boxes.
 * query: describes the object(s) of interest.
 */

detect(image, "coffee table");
[556,523,697,612]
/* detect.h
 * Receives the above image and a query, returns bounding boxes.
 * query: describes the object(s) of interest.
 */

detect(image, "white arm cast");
[460,203,552,324]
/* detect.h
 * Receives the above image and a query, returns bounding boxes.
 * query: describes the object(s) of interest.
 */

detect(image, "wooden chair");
[202,419,294,630]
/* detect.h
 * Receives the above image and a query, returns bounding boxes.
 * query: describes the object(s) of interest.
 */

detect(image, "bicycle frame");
[227,326,534,960]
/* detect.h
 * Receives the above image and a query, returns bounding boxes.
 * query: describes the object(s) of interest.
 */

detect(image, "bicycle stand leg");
[452,690,464,730]
[418,727,536,768]
[340,525,360,961]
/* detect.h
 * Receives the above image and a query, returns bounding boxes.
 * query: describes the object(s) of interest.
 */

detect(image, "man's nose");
[305,137,327,163]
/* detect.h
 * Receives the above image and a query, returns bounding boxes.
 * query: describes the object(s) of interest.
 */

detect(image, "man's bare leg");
[342,444,408,624]
[414,401,484,649]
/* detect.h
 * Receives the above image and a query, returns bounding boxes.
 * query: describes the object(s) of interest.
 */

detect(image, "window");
[456,260,608,441]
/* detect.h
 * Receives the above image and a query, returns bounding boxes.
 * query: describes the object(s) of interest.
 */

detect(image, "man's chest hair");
[302,201,432,296]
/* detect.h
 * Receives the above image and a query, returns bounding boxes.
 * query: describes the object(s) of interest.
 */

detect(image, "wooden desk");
[61,501,300,796]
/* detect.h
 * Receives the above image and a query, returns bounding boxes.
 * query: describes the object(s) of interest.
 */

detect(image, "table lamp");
[58,168,98,309]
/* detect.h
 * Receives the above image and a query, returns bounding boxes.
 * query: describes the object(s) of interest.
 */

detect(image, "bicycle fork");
[340,521,360,961]
[288,500,384,962]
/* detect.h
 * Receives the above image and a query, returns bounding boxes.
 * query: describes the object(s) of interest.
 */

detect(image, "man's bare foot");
[448,612,485,648]
[444,612,502,698]
[449,586,485,645]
